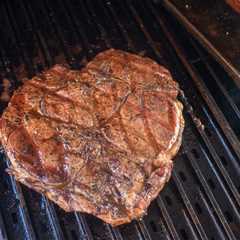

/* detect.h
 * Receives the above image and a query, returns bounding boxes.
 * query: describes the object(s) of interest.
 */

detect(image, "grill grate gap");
[149,221,158,233]
[40,222,47,232]
[156,196,181,239]
[3,179,9,190]
[158,0,240,163]
[220,155,228,167]
[207,179,216,191]
[164,196,173,206]
[191,149,200,159]
[71,229,78,240]
[11,212,18,224]
[194,203,202,215]
[178,171,187,182]
[155,3,240,226]
[224,211,233,223]
[180,228,189,240]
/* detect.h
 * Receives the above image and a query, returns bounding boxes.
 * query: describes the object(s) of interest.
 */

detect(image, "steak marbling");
[0,49,184,226]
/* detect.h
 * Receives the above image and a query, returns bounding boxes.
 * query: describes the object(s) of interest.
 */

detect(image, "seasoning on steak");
[0,49,184,226]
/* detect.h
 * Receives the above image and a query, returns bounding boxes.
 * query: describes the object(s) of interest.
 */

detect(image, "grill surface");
[0,0,240,240]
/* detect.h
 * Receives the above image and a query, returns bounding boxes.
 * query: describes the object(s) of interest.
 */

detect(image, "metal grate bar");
[181,210,201,240]
[197,189,228,239]
[181,129,239,238]
[11,2,71,239]
[108,1,183,239]
[124,1,240,239]
[74,0,102,45]
[0,51,36,240]
[147,0,240,162]
[159,3,240,161]
[120,2,209,239]
[124,0,162,60]
[100,1,171,238]
[88,1,146,239]
[183,151,237,240]
[53,0,123,238]
[1,1,240,239]
[0,210,8,240]
[2,0,94,239]
[183,130,240,229]
[14,0,46,72]
[22,0,55,68]
[93,0,123,48]
[43,200,65,240]
[52,0,123,239]
[174,37,240,208]
[183,94,239,214]
[201,106,240,182]
[149,2,240,208]
[57,0,92,60]
[4,159,36,240]
[47,0,86,68]
[31,2,63,67]
[43,0,75,66]
[84,0,111,49]
[183,115,240,233]
[67,1,124,239]
[70,0,99,47]
[78,1,150,239]
[106,1,204,239]
[74,213,94,240]
[47,2,97,238]
[156,197,181,240]
[3,1,35,76]
[31,1,95,238]
[135,220,153,240]
[188,124,240,221]
[84,1,155,239]
[105,224,124,240]
[184,98,240,216]
[189,38,240,128]
[103,1,136,51]
[62,0,103,60]
[172,172,208,240]
[156,216,172,240]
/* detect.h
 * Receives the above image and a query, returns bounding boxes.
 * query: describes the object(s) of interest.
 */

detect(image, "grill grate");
[0,0,240,239]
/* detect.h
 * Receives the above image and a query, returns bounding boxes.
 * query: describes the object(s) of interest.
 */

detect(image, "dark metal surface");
[162,0,240,88]
[0,0,240,239]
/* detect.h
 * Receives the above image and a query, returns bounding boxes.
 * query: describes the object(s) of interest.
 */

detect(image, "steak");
[0,49,184,226]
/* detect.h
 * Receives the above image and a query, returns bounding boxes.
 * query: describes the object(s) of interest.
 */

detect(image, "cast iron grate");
[0,0,239,239]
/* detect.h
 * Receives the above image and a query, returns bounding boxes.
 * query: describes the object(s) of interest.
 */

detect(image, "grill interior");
[0,0,240,240]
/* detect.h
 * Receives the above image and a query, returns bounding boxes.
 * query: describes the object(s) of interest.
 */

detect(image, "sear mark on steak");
[0,49,184,226]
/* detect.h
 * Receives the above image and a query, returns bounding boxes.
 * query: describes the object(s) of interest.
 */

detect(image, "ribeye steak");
[0,49,184,226]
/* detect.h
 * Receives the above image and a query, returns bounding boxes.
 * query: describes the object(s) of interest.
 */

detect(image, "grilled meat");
[0,49,184,226]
